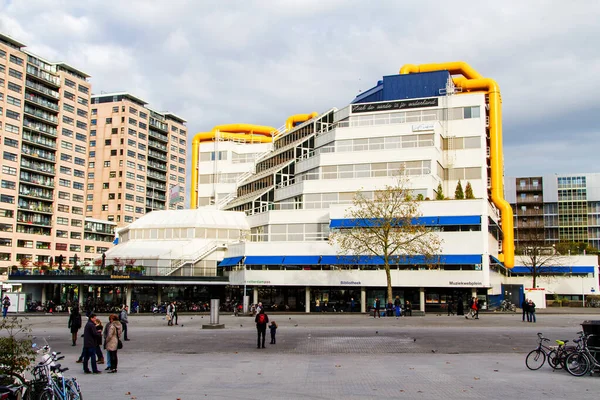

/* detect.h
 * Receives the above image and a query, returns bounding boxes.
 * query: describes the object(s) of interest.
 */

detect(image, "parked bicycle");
[499,299,516,312]
[526,333,556,370]
[565,333,600,377]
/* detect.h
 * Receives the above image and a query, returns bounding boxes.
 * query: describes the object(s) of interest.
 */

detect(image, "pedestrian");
[173,301,179,325]
[404,300,412,317]
[82,313,102,374]
[269,320,278,344]
[166,302,174,326]
[256,302,263,315]
[447,299,455,316]
[386,299,393,317]
[528,299,536,323]
[103,316,112,371]
[94,316,105,364]
[105,314,123,373]
[255,308,269,349]
[466,297,479,320]
[315,299,320,313]
[68,306,82,346]
[120,305,130,340]
[350,298,355,313]
[374,298,381,318]
[2,295,10,318]
[394,296,402,318]
[522,297,529,322]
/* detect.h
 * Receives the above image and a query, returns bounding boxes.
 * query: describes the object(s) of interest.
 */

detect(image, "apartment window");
[63,104,75,113]
[64,78,76,88]
[3,152,17,162]
[59,166,72,175]
[91,109,97,115]
[178,167,185,174]
[178,176,185,183]
[103,161,110,168]
[6,95,20,107]
[73,194,84,203]
[136,196,144,203]
[86,194,93,201]
[78,84,89,94]
[56,217,69,225]
[76,121,87,130]
[126,183,134,190]
[86,205,93,212]
[110,149,117,156]
[62,128,73,138]
[109,171,117,178]
[138,133,146,140]
[73,182,84,190]
[105,139,112,146]
[4,138,18,148]
[71,219,82,227]
[74,169,85,178]
[77,96,88,106]
[136,185,144,193]
[1,194,15,204]
[128,128,137,137]
[5,109,19,121]
[106,117,112,124]
[103,183,109,189]
[1,180,15,190]
[87,183,94,190]
[8,68,22,79]
[64,91,75,101]
[464,106,481,119]
[90,130,96,137]
[55,243,68,250]
[89,140,96,147]
[57,204,70,213]
[5,124,18,134]
[138,143,146,151]
[61,141,73,150]
[76,133,87,142]
[3,166,16,176]
[60,154,72,163]
[129,117,137,125]
[59,178,71,187]
[137,154,146,161]
[75,145,86,154]
[58,191,70,200]
[7,82,21,93]
[62,115,74,125]
[71,232,82,239]
[89,151,95,158]
[77,108,87,117]
[74,157,85,166]
[107,216,114,222]
[108,193,116,200]
[88,162,95,169]
[127,150,136,158]
[9,54,23,66]
[56,230,68,238]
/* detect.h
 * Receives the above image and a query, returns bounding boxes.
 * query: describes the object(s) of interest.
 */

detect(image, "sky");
[0,0,599,178]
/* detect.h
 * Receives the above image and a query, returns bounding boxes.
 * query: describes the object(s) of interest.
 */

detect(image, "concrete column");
[253,287,258,305]
[305,286,311,313]
[419,287,425,312]
[157,287,162,304]
[126,284,132,311]
[41,285,47,304]
[471,288,477,301]
[360,287,366,313]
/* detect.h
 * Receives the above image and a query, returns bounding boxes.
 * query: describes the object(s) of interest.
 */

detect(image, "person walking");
[82,314,102,374]
[120,305,130,340]
[172,301,179,325]
[105,314,123,373]
[528,299,536,323]
[447,299,455,316]
[394,296,402,318]
[255,309,269,349]
[374,298,381,318]
[269,320,278,344]
[68,306,82,346]
[315,299,320,313]
[166,302,174,326]
[2,295,10,318]
[350,298,355,313]
[103,316,112,371]
[466,297,479,320]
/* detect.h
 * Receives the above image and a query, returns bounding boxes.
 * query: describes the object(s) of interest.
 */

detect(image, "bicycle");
[565,333,600,377]
[525,333,555,370]
[547,331,583,370]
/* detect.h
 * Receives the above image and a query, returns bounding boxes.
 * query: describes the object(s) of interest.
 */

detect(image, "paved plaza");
[12,310,600,399]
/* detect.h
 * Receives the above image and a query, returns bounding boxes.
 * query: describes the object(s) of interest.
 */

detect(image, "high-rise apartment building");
[0,33,116,272]
[88,93,187,226]
[506,173,600,251]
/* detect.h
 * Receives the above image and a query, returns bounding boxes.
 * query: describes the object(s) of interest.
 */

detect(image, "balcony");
[22,132,57,150]
[21,145,56,163]
[147,170,166,180]
[23,118,58,136]
[25,80,60,99]
[24,93,59,112]
[19,174,54,188]
[147,161,167,171]
[148,130,168,143]
[18,202,53,214]
[26,65,61,87]
[147,181,166,191]
[16,212,52,227]
[149,118,168,132]
[19,185,54,201]
[148,151,167,161]
[24,105,59,125]
[516,184,542,192]
[148,140,167,151]
[516,196,543,204]
[20,159,56,175]
[146,191,166,201]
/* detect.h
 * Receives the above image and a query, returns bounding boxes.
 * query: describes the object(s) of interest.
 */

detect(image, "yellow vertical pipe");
[190,134,204,209]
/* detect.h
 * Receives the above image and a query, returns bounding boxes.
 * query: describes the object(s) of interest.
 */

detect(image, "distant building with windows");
[505,173,600,251]
[88,93,187,225]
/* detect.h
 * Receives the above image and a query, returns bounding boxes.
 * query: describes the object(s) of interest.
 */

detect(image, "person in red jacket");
[255,309,269,349]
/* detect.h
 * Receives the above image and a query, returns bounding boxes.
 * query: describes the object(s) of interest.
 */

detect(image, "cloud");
[0,0,598,181]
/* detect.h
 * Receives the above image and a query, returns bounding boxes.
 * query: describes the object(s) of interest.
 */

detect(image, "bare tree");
[329,175,443,305]
[516,219,565,288]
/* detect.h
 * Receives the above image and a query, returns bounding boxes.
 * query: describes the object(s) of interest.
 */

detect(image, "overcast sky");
[1,0,599,178]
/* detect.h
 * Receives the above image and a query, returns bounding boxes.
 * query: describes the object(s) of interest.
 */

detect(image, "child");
[269,321,278,344]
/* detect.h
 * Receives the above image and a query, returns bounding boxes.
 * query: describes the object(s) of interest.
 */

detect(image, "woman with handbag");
[105,314,123,374]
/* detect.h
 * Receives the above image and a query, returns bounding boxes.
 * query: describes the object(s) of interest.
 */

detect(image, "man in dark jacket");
[120,305,130,340]
[255,309,269,349]
[83,314,102,374]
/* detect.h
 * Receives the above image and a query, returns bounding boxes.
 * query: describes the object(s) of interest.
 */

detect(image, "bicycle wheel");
[526,349,546,370]
[547,349,563,369]
[565,352,591,377]
[65,378,83,400]
[38,388,55,400]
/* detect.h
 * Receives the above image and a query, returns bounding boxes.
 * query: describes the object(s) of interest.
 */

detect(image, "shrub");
[0,317,37,376]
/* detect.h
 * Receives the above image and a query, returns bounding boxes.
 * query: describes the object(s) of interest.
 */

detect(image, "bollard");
[210,299,220,324]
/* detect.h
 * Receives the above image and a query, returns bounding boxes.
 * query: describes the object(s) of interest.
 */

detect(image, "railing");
[26,65,60,86]
[148,140,168,151]
[24,93,59,111]
[148,130,168,142]
[24,105,59,124]
[20,160,56,174]
[23,118,57,136]
[335,109,443,129]
[147,182,166,191]
[163,241,226,276]
[25,80,60,99]
[22,132,57,149]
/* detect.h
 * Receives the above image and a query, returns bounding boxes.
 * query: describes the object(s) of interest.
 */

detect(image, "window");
[108,193,116,200]
[5,124,18,134]
[106,118,112,124]
[56,217,68,225]
[3,152,17,162]
[105,139,111,146]
[63,104,75,113]
[64,91,75,101]
[112,128,118,135]
[60,153,72,162]
[76,133,87,142]
[103,183,109,189]
[129,117,137,125]
[1,180,15,190]
[6,95,21,107]
[103,161,110,168]
[9,54,23,65]
[139,111,147,119]
[7,82,21,93]
[90,130,96,137]
[128,128,137,137]
[72,206,83,215]
[2,166,16,176]
[89,151,95,158]
[78,84,89,94]
[76,121,87,130]
[138,133,146,140]
[57,204,70,213]
[110,149,117,156]
[58,191,70,200]
[73,194,84,203]
[87,183,94,190]
[55,243,68,250]
[59,178,71,187]
[4,138,18,148]
[64,78,76,88]
[74,157,85,166]
[136,196,144,203]
[62,115,74,125]
[88,162,95,169]
[77,96,88,106]
[75,145,86,154]
[2,194,16,203]
[61,141,73,150]
[73,182,84,190]
[8,68,22,79]
[125,194,134,201]
[59,166,72,175]
[89,140,96,147]
[5,110,19,121]
[56,230,68,238]
[62,128,73,138]
[71,219,82,227]
[126,183,134,190]
[110,171,117,178]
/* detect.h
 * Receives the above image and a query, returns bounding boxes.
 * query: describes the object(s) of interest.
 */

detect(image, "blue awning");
[511,266,596,274]
[320,254,481,265]
[330,216,481,228]
[218,257,243,267]
[244,256,284,265]
[282,256,321,265]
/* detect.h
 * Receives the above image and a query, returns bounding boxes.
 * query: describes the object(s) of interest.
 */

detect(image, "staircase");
[163,241,227,276]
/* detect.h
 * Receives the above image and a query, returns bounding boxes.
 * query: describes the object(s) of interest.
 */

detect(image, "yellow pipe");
[190,124,277,209]
[399,61,483,80]
[285,112,319,131]
[399,62,514,268]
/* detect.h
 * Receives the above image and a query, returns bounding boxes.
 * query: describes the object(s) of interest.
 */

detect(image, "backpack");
[3,298,9,307]
[258,313,266,324]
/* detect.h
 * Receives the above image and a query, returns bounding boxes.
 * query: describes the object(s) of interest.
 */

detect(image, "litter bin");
[581,320,600,362]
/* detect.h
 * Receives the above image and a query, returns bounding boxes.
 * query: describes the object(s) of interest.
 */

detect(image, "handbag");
[117,338,123,349]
